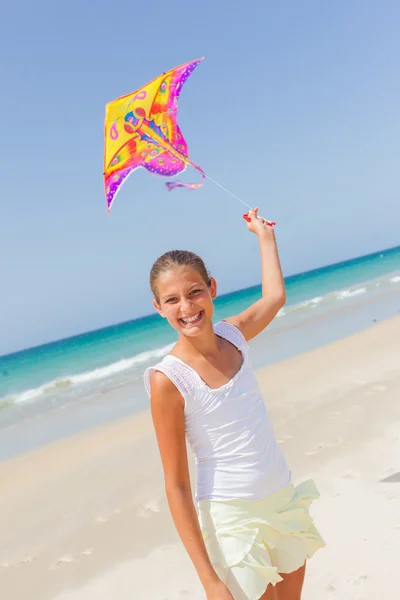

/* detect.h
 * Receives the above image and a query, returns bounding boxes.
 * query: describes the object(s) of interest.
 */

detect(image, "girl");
[144,209,325,600]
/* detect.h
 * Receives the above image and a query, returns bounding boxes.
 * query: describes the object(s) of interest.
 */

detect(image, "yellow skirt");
[198,479,325,600]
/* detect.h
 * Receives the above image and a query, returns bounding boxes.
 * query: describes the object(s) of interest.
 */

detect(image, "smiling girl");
[144,209,325,600]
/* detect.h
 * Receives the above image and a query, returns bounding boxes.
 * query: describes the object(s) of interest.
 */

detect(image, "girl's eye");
[166,297,177,303]
[190,289,201,295]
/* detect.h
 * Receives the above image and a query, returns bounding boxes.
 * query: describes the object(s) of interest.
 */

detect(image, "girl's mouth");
[179,311,204,326]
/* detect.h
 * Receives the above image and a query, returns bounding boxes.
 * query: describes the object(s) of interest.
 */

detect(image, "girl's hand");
[205,580,235,600]
[245,208,275,237]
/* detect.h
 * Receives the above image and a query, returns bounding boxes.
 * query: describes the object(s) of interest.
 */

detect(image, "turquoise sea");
[1,245,399,452]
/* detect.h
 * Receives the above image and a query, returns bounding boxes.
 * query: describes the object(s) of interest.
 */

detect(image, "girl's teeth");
[182,313,201,323]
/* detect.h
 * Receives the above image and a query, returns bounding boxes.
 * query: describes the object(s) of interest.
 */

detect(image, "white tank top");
[144,321,291,501]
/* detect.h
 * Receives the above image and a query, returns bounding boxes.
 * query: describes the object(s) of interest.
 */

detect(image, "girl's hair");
[150,250,211,301]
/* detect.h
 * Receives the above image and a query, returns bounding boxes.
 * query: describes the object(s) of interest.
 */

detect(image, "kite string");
[202,174,282,225]
[204,174,253,212]
[187,162,282,223]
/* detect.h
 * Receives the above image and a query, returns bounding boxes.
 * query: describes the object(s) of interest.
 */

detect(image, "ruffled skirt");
[198,479,325,600]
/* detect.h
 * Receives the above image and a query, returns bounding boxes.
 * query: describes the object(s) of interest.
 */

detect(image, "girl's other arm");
[226,208,286,341]
[150,372,234,600]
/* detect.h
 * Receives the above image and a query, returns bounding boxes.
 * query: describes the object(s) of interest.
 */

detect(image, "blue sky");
[1,1,399,355]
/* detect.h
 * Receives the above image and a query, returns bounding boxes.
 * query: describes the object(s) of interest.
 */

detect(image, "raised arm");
[150,371,234,600]
[226,208,286,341]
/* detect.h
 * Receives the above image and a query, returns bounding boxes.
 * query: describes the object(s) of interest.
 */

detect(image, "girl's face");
[153,266,217,336]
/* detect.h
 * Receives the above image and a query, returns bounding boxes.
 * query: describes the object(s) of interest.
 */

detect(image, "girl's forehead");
[157,266,203,289]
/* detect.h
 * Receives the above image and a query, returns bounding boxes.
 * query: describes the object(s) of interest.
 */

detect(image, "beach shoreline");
[0,316,399,599]
[1,276,399,462]
[1,248,399,441]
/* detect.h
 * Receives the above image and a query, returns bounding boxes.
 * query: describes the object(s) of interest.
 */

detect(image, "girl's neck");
[176,324,221,359]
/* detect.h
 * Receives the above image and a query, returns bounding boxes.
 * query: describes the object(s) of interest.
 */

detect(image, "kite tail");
[165,160,205,192]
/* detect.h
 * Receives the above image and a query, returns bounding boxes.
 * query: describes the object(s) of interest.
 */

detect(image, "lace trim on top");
[160,358,200,396]
[143,321,247,401]
[214,320,247,350]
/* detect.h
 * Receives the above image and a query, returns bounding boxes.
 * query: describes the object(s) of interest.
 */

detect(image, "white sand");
[0,317,399,599]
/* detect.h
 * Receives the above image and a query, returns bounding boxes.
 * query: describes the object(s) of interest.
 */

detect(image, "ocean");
[1,245,399,458]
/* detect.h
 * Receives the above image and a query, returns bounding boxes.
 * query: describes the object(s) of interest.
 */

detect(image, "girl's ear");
[152,297,166,318]
[209,277,217,300]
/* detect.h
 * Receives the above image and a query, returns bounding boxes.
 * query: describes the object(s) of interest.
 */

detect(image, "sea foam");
[6,343,174,406]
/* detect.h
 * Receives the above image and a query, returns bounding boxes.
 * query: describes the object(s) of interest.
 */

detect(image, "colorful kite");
[104,58,205,213]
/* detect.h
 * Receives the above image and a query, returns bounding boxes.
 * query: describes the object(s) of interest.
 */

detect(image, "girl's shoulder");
[143,351,198,402]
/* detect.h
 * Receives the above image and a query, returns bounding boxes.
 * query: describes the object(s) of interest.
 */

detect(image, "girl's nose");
[180,297,192,312]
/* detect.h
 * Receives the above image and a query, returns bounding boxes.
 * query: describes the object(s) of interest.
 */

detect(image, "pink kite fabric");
[104,59,205,212]
[166,181,203,191]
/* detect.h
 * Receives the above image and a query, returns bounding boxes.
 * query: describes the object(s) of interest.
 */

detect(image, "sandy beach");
[1,316,399,600]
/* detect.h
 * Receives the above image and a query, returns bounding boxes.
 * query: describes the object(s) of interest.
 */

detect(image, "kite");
[103,58,276,227]
[104,58,205,213]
